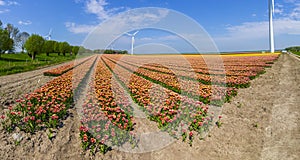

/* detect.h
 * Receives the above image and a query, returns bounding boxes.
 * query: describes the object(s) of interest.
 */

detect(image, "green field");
[0,53,90,76]
[292,51,300,56]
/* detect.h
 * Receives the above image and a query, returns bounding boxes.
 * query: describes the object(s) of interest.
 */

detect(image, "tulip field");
[1,53,280,155]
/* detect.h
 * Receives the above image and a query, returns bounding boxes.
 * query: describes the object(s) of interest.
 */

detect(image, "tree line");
[93,49,128,54]
[0,20,84,60]
[0,20,129,60]
[285,46,300,53]
[24,34,81,60]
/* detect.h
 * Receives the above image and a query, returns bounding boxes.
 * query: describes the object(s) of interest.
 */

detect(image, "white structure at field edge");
[126,31,139,55]
[269,0,275,53]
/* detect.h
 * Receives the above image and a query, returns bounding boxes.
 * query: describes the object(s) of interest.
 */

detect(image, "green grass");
[0,53,91,76]
[292,51,300,56]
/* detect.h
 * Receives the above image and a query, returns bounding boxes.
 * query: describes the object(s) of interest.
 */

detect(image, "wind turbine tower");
[269,0,275,53]
[126,31,139,55]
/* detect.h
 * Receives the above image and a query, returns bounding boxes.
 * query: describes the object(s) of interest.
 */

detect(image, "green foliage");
[286,46,300,56]
[72,46,80,55]
[0,29,14,55]
[103,49,128,54]
[43,40,56,56]
[24,34,45,60]
[286,46,300,52]
[5,23,19,49]
[53,41,60,55]
[78,46,92,55]
[59,41,70,56]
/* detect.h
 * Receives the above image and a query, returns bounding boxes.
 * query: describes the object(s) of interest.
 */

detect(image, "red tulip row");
[101,56,214,146]
[107,54,278,75]
[106,54,278,87]
[79,57,137,154]
[103,56,236,105]
[93,58,135,130]
[143,63,263,77]
[43,56,93,76]
[103,56,243,86]
[2,56,97,133]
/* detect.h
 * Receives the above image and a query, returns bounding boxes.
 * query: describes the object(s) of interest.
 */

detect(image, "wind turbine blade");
[133,31,139,36]
[125,32,132,36]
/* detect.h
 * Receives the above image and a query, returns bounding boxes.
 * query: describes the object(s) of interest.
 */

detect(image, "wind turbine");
[44,28,52,40]
[269,0,275,53]
[126,31,139,55]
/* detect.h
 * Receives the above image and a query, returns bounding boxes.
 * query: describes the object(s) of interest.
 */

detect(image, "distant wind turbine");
[126,31,139,55]
[269,0,275,53]
[44,28,52,40]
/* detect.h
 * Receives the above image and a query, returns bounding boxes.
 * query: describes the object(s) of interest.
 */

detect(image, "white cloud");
[274,3,284,15]
[284,0,297,3]
[84,0,124,20]
[0,0,5,6]
[0,0,19,6]
[159,35,181,41]
[289,3,300,19]
[214,19,300,51]
[0,9,9,14]
[139,35,180,42]
[274,8,284,15]
[18,20,32,25]
[0,1,19,14]
[213,2,300,51]
[223,19,300,39]
[7,1,18,6]
[66,7,169,35]
[85,0,109,20]
[65,22,97,34]
[66,0,127,34]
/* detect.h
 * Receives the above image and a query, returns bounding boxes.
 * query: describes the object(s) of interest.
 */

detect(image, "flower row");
[79,57,136,154]
[102,56,214,146]
[2,56,97,133]
[103,56,236,105]
[106,55,278,88]
[43,56,92,76]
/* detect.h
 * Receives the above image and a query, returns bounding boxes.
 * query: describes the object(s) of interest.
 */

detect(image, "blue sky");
[0,0,299,53]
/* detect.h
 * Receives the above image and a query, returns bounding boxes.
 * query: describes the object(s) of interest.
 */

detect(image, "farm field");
[0,53,91,76]
[0,53,299,160]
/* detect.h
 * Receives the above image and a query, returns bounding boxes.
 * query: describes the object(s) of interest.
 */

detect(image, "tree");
[5,23,19,52]
[72,46,80,55]
[59,41,70,56]
[43,40,55,56]
[24,34,45,60]
[53,41,60,55]
[0,29,14,56]
[69,46,73,55]
[286,46,300,52]
[16,32,30,53]
[103,49,128,54]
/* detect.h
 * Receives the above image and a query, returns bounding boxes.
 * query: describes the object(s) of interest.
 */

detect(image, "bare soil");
[0,53,299,160]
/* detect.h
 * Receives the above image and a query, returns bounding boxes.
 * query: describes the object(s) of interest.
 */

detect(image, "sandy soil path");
[260,54,300,160]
